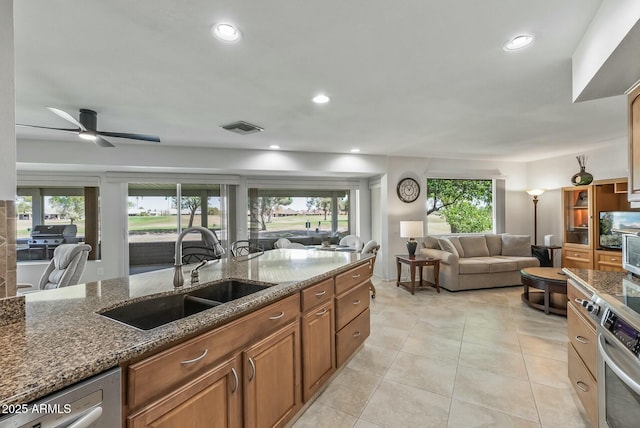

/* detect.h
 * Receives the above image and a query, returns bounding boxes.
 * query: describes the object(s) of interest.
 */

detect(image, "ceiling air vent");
[221,121,263,135]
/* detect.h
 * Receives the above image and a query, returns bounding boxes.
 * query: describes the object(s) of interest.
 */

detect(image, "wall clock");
[397,177,420,203]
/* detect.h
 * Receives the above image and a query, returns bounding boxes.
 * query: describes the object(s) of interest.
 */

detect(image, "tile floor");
[292,278,591,428]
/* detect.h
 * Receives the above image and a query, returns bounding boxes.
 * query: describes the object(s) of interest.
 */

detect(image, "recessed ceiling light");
[350,148,360,153]
[269,145,280,149]
[212,23,241,42]
[503,34,534,51]
[312,94,330,104]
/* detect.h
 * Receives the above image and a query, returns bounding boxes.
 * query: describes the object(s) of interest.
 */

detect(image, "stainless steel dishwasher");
[0,367,121,428]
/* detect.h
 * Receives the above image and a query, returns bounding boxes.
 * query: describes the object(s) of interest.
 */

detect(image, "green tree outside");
[49,196,84,224]
[426,179,493,233]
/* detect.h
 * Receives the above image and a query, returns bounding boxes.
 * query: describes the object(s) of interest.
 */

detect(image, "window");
[247,189,350,240]
[16,186,100,261]
[426,178,494,234]
[127,183,226,274]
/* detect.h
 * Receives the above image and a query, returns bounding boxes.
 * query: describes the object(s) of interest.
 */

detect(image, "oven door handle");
[598,333,640,395]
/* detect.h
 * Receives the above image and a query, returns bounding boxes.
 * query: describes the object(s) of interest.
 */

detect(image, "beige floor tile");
[332,366,383,391]
[315,379,376,417]
[353,420,383,428]
[524,354,572,390]
[385,351,458,397]
[452,366,539,421]
[458,342,529,380]
[513,318,568,342]
[462,323,522,353]
[346,343,398,376]
[447,399,541,428]
[518,333,568,362]
[401,334,461,361]
[360,380,451,428]
[410,318,465,341]
[365,324,410,351]
[531,383,591,428]
[292,402,358,428]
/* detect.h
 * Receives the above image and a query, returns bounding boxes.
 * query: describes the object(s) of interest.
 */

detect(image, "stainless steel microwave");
[622,233,640,276]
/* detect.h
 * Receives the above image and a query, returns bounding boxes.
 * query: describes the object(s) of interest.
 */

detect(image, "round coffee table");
[520,267,567,316]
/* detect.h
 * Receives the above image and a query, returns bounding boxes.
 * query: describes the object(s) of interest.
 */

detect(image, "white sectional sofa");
[419,234,540,292]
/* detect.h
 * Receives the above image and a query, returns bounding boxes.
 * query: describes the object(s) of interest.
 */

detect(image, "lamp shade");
[400,221,424,238]
[526,189,545,197]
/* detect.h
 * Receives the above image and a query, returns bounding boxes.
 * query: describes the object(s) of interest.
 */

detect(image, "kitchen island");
[0,249,374,426]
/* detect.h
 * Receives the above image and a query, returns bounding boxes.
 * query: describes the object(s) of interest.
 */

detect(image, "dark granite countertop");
[0,249,371,407]
[562,268,639,298]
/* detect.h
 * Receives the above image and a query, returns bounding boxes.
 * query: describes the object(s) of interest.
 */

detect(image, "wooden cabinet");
[300,280,335,402]
[334,265,371,367]
[562,179,635,270]
[243,321,301,428]
[567,279,598,426]
[124,261,373,428]
[128,355,242,428]
[628,84,640,201]
[595,249,625,272]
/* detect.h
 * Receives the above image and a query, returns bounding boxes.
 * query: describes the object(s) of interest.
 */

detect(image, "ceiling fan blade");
[46,106,86,131]
[95,136,115,148]
[97,131,160,142]
[16,124,80,132]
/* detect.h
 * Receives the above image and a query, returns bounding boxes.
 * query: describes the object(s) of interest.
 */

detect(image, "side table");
[396,255,440,295]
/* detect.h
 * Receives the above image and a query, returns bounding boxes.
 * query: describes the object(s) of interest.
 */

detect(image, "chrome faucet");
[173,226,225,288]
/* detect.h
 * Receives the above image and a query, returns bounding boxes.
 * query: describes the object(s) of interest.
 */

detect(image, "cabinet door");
[629,84,640,201]
[244,321,301,428]
[301,300,335,402]
[128,355,242,428]
[563,186,592,248]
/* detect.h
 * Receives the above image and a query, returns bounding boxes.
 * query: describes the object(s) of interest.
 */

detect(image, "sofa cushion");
[501,235,531,257]
[439,237,462,257]
[458,258,491,274]
[498,256,540,269]
[485,234,502,256]
[424,236,440,249]
[459,236,490,257]
[486,258,518,273]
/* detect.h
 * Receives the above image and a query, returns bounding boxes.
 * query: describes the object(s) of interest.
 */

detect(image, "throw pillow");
[501,234,531,257]
[424,236,440,249]
[459,236,490,257]
[447,236,465,257]
[438,237,460,257]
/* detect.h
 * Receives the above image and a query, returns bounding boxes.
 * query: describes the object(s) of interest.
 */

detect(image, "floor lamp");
[526,189,545,245]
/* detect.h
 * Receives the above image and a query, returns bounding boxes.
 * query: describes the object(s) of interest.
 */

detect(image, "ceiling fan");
[17,107,161,148]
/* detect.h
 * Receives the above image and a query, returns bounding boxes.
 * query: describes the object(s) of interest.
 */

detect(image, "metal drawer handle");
[575,381,589,392]
[248,357,256,381]
[574,253,580,257]
[180,349,208,365]
[353,331,361,337]
[352,274,361,278]
[611,258,618,261]
[353,299,361,305]
[575,335,589,344]
[316,308,328,316]
[231,368,238,393]
[269,311,285,320]
[315,290,327,297]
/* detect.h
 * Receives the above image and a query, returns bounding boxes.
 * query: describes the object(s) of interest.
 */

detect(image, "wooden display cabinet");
[562,185,593,269]
[628,83,640,201]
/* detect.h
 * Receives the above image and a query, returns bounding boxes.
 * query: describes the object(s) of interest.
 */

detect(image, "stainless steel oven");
[596,303,640,428]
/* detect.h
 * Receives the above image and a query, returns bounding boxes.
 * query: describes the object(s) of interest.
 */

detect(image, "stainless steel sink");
[99,280,272,330]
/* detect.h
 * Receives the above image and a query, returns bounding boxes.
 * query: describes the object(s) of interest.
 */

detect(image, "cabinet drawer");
[301,278,334,312]
[128,294,300,409]
[568,302,597,379]
[336,308,370,367]
[562,247,593,269]
[596,251,625,272]
[567,281,595,329]
[335,281,370,331]
[335,263,371,295]
[568,343,598,427]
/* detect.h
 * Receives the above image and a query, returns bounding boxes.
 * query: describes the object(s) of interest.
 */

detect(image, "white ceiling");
[13,0,629,162]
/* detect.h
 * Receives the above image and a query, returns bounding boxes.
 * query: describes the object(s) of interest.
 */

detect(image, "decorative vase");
[406,239,417,257]
[571,155,593,186]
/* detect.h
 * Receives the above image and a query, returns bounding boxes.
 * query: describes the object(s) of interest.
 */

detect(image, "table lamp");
[400,221,424,257]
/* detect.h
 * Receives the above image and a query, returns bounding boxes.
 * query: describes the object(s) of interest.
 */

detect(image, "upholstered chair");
[18,243,92,292]
[339,235,364,251]
[273,238,292,249]
[361,240,380,298]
